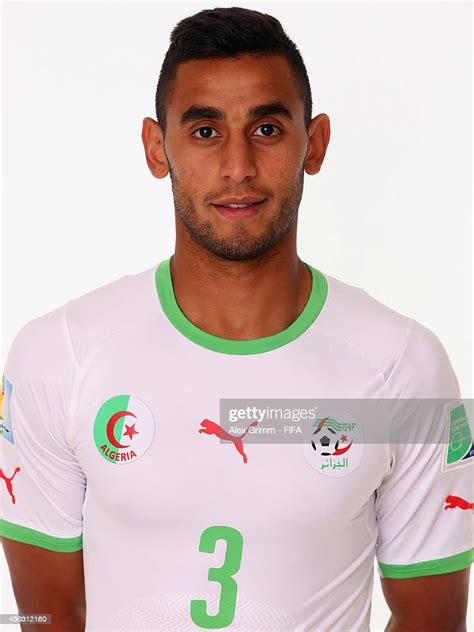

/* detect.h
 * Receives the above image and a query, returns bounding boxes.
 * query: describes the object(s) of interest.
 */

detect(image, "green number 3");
[190,525,244,629]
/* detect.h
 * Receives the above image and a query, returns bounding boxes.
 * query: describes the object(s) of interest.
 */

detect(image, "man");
[1,6,472,631]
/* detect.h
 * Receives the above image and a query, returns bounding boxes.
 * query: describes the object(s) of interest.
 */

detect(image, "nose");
[219,132,257,183]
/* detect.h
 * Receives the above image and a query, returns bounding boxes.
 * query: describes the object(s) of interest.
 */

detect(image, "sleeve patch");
[0,374,15,445]
[443,401,474,472]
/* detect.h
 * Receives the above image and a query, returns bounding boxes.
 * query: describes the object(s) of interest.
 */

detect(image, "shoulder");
[312,268,459,397]
[5,263,158,375]
[65,264,158,365]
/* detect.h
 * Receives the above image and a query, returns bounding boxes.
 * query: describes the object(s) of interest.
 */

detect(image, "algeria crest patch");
[93,394,155,465]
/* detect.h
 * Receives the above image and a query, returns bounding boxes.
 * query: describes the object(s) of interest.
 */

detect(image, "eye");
[192,126,219,141]
[253,123,282,137]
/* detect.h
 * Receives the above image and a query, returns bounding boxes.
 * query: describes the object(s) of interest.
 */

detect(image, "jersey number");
[190,525,244,629]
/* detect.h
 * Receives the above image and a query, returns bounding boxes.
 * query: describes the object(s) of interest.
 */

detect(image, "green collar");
[155,257,328,355]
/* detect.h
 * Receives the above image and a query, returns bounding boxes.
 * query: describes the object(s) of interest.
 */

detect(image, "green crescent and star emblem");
[93,394,155,465]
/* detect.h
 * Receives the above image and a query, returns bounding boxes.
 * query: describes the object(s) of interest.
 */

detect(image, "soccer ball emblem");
[311,425,340,456]
[302,412,365,477]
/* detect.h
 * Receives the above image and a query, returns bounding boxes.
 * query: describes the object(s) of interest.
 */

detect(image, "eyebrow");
[179,101,293,126]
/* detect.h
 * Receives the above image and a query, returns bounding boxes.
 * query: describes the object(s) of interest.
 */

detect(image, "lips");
[211,196,267,207]
[213,198,267,219]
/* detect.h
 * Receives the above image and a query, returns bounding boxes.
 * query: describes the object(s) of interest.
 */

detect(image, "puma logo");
[0,466,21,504]
[444,495,474,511]
[199,418,258,463]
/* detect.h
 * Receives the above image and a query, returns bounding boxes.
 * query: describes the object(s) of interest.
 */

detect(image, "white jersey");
[1,256,472,631]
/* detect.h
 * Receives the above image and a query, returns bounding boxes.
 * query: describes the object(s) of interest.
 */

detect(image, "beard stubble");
[169,166,305,261]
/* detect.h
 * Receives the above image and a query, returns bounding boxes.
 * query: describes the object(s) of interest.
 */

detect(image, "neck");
[170,233,312,341]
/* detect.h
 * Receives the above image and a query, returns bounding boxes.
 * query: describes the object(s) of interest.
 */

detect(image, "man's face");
[150,54,322,261]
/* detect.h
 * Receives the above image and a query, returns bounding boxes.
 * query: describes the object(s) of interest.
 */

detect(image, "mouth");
[211,198,267,219]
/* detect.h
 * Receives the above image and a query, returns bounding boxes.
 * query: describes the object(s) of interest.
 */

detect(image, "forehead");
[168,54,303,119]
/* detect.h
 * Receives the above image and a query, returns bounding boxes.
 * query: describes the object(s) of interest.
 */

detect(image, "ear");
[304,114,331,175]
[141,117,169,179]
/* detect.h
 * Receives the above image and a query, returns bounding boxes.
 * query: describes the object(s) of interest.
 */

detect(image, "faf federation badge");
[302,409,365,477]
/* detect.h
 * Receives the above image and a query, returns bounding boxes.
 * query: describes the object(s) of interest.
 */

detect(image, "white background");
[1,1,472,630]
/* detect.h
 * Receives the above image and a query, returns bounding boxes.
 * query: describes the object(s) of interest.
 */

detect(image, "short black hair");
[155,7,313,136]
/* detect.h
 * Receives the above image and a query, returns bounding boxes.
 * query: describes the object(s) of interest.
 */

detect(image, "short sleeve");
[375,320,474,578]
[0,303,86,552]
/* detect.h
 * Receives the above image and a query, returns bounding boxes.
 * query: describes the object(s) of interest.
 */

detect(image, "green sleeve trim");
[0,519,83,552]
[379,548,474,578]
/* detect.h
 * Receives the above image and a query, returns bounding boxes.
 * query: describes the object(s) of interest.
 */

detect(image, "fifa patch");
[442,401,474,472]
[93,394,155,465]
[301,409,365,477]
[0,374,15,445]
